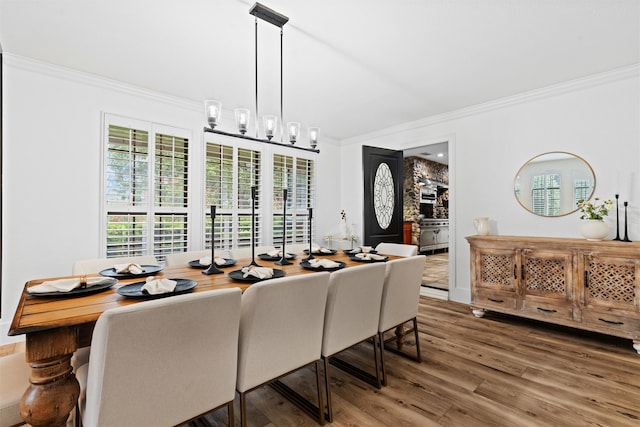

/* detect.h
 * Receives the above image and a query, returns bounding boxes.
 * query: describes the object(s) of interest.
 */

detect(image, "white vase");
[473,217,490,235]
[579,219,609,241]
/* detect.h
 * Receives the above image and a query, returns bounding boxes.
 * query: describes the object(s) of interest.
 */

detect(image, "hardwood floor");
[5,297,640,426]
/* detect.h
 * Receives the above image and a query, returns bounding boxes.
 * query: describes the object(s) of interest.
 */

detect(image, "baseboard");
[420,285,448,300]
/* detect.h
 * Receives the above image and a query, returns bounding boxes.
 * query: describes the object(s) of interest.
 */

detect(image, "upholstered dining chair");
[164,250,210,267]
[230,245,275,260]
[75,288,241,427]
[321,263,386,422]
[236,272,330,427]
[0,352,30,427]
[374,242,418,257]
[71,255,159,275]
[378,255,426,386]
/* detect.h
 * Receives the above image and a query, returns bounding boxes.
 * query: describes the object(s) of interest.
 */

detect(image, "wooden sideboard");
[466,235,640,354]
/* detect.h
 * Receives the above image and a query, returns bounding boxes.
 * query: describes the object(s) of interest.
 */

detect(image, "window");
[531,174,560,216]
[574,178,593,206]
[204,141,262,252]
[103,115,190,261]
[272,153,314,246]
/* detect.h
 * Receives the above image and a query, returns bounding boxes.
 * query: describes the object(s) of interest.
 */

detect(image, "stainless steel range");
[419,219,449,253]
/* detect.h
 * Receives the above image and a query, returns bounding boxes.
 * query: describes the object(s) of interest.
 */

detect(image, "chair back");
[164,250,210,267]
[72,255,159,275]
[231,245,276,260]
[236,272,330,392]
[322,263,386,357]
[379,255,426,333]
[0,352,30,427]
[374,242,418,257]
[81,288,241,427]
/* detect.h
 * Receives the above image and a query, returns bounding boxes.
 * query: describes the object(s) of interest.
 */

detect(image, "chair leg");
[314,360,326,426]
[372,333,382,388]
[412,317,422,363]
[323,356,333,423]
[227,399,235,427]
[239,392,247,427]
[378,332,388,386]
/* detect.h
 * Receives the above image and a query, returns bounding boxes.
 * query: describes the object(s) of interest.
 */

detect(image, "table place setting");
[258,249,297,261]
[350,252,389,262]
[117,276,197,298]
[300,258,345,271]
[189,256,237,269]
[228,265,286,282]
[343,246,376,255]
[99,263,163,278]
[27,276,117,297]
[304,244,337,255]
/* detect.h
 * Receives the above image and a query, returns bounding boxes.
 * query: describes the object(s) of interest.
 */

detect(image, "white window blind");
[272,153,314,245]
[531,174,560,216]
[104,117,190,261]
[204,141,262,251]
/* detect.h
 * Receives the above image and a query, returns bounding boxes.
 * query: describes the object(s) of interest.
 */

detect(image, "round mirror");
[514,152,595,217]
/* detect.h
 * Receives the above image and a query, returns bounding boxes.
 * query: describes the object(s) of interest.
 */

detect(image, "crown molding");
[343,63,640,146]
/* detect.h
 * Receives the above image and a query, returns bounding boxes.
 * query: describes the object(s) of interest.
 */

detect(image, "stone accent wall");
[403,156,449,245]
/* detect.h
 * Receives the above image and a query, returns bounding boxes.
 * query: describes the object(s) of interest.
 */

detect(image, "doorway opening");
[403,141,450,300]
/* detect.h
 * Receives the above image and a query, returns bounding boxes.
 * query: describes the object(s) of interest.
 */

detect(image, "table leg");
[20,327,80,427]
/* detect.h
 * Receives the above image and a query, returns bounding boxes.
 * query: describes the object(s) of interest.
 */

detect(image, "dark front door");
[362,145,403,247]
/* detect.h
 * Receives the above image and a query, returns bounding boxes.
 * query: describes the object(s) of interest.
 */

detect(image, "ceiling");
[1,1,638,143]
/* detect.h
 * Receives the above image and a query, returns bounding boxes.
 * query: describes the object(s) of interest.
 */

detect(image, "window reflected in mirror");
[514,152,595,217]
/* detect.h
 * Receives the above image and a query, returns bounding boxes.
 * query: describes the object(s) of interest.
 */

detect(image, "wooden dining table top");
[9,251,397,337]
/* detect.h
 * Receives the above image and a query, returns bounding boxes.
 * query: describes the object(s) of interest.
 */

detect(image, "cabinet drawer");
[581,310,640,338]
[473,289,517,311]
[520,300,574,323]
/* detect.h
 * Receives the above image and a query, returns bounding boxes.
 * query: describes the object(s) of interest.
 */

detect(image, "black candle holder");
[304,207,315,261]
[276,188,292,266]
[203,205,224,275]
[623,201,632,242]
[246,186,262,267]
[613,194,621,241]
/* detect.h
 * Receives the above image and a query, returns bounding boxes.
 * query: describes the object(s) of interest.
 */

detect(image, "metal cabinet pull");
[598,318,624,325]
[537,307,557,313]
[488,298,504,303]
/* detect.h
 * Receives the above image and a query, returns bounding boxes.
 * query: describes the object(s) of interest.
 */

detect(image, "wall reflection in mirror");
[515,152,595,217]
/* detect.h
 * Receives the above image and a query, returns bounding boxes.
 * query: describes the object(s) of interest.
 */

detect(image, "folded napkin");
[241,266,274,279]
[355,253,386,261]
[311,244,332,254]
[267,250,294,258]
[114,263,144,274]
[27,277,112,294]
[141,276,177,294]
[198,256,227,266]
[348,246,373,254]
[307,259,340,269]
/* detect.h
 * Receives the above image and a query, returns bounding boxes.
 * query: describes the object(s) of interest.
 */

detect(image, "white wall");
[0,55,341,344]
[340,66,639,303]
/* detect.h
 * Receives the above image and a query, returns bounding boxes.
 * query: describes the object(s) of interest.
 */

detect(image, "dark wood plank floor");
[195,296,640,426]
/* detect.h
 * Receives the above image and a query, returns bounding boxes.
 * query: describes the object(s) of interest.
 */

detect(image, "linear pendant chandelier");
[204,2,320,153]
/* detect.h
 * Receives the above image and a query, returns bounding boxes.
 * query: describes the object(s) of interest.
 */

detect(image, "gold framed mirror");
[514,151,595,217]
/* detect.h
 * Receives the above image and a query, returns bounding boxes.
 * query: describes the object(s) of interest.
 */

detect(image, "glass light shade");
[204,100,222,129]
[263,115,278,141]
[308,127,320,149]
[234,108,250,135]
[287,121,300,145]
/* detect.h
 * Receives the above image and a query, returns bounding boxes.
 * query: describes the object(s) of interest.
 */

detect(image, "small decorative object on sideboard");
[623,201,632,242]
[577,197,613,241]
[473,217,490,236]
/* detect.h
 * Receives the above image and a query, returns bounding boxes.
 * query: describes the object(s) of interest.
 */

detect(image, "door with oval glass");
[363,146,403,247]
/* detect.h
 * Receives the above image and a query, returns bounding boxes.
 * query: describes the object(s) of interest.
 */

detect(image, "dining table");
[9,250,397,427]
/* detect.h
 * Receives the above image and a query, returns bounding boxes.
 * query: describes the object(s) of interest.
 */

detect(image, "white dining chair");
[164,250,211,266]
[71,255,159,275]
[374,242,418,257]
[279,243,309,255]
[378,255,426,385]
[0,352,31,427]
[236,272,330,427]
[321,263,386,422]
[75,288,242,427]
[230,245,275,260]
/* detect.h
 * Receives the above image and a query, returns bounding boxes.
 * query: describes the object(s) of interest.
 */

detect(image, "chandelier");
[204,2,320,153]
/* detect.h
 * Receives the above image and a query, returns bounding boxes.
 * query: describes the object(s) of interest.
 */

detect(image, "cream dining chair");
[164,250,210,267]
[0,352,31,427]
[75,288,242,427]
[236,272,330,427]
[71,255,159,275]
[230,245,275,260]
[378,255,426,386]
[321,263,386,422]
[374,242,418,257]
